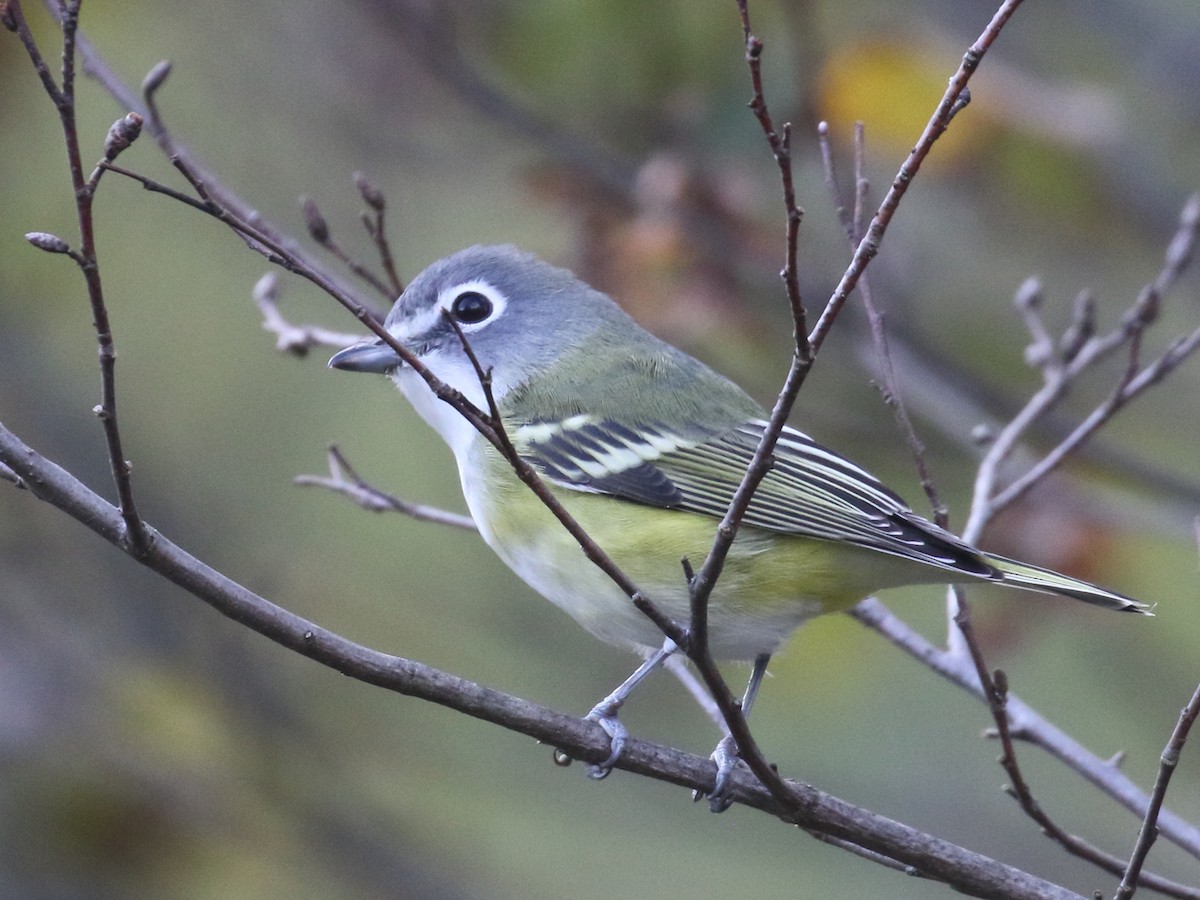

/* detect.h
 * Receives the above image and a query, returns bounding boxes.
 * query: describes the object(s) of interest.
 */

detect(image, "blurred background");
[2,1,1200,897]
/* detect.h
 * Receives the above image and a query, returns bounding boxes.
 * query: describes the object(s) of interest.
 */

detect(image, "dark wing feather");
[514,416,995,576]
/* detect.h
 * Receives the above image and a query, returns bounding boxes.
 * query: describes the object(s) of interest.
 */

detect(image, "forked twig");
[295,447,476,530]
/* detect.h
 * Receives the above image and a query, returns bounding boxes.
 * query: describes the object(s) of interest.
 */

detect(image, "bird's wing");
[512,415,994,575]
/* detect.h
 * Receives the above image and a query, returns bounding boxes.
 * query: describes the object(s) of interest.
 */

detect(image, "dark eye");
[449,291,493,324]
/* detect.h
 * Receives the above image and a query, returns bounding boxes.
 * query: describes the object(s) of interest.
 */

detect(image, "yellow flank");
[466,442,944,660]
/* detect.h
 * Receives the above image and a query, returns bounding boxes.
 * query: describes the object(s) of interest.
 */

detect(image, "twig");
[852,597,1200,862]
[45,12,370,316]
[821,119,947,523]
[1118,681,1200,899]
[0,419,1092,900]
[353,171,404,296]
[252,273,366,356]
[439,311,687,649]
[967,193,1200,539]
[9,0,148,553]
[294,446,476,530]
[300,195,395,301]
[735,0,807,336]
[21,1,1200,897]
[952,593,1200,897]
[683,0,1024,816]
[1118,528,1200,897]
[0,460,24,489]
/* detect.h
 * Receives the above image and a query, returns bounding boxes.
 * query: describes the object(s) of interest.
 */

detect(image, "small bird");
[329,245,1149,810]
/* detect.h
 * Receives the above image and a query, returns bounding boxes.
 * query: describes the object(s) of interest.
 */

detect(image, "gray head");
[329,245,635,396]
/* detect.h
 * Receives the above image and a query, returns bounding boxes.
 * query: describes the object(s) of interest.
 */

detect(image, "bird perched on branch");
[330,245,1149,811]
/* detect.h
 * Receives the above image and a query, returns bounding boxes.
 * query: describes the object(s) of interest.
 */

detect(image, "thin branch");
[735,0,807,337]
[438,311,688,650]
[683,0,1023,816]
[0,420,1091,900]
[806,0,1013,353]
[852,597,1200,861]
[954,593,1200,898]
[967,193,1200,538]
[252,273,366,357]
[300,195,395,301]
[9,0,147,552]
[821,119,947,523]
[0,460,24,489]
[353,171,404,297]
[294,446,476,530]
[17,3,1197,893]
[1117,680,1200,899]
[1117,527,1200,897]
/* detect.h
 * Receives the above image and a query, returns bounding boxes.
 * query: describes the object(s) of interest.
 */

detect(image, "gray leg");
[664,654,728,735]
[699,653,770,813]
[584,638,677,779]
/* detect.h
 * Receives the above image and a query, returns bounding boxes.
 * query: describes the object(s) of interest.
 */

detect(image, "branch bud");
[141,60,173,97]
[104,112,144,161]
[1013,277,1042,311]
[25,232,71,254]
[1058,290,1095,363]
[300,196,330,243]
[253,272,280,307]
[353,171,386,211]
[1,3,18,32]
[970,424,994,446]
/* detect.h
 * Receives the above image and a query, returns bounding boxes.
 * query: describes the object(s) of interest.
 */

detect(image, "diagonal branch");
[682,0,1025,817]
[0,418,1092,900]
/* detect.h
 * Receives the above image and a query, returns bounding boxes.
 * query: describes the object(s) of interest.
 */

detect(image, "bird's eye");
[449,291,493,324]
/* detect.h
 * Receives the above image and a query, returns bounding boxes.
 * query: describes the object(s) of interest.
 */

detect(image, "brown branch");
[683,0,1025,817]
[852,597,1200,862]
[8,0,148,552]
[300,195,395,302]
[820,120,947,524]
[1117,679,1200,899]
[954,594,1200,898]
[353,171,405,297]
[438,312,686,649]
[0,420,1093,900]
[13,2,1196,893]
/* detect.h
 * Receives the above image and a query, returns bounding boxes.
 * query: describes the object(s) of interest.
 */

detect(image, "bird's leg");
[583,638,677,779]
[664,653,729,735]
[697,652,770,813]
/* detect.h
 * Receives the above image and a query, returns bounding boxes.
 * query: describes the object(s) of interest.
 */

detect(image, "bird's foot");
[583,704,628,780]
[692,735,743,813]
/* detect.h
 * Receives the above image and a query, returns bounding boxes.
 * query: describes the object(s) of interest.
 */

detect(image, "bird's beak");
[328,338,404,373]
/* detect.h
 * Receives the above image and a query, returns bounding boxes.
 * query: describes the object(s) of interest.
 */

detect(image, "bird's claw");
[584,709,627,780]
[692,735,742,813]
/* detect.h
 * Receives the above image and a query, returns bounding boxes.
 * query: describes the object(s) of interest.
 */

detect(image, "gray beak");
[328,339,404,373]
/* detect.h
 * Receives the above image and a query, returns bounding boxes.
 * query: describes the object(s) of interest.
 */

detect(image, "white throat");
[390,350,502,463]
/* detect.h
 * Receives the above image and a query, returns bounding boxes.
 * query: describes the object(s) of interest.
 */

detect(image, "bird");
[329,244,1150,811]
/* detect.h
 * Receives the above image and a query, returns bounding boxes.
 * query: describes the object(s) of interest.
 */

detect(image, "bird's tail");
[983,553,1153,615]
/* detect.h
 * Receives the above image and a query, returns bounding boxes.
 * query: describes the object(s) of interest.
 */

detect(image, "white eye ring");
[436,280,507,331]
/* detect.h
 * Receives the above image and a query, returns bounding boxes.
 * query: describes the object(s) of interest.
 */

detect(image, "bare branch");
[10,0,147,552]
[252,273,365,357]
[820,120,947,523]
[295,446,476,531]
[353,171,404,296]
[0,460,24,489]
[0,420,1092,900]
[300,195,396,301]
[953,593,1200,897]
[1117,679,1200,899]
[852,597,1200,861]
[684,0,1026,817]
